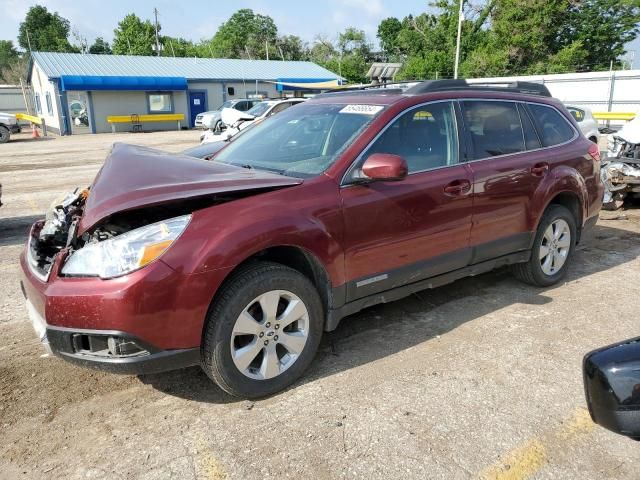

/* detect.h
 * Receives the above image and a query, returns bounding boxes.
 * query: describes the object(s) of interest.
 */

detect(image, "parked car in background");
[201,98,306,144]
[583,337,640,441]
[565,105,599,144]
[0,112,22,143]
[20,80,602,398]
[195,99,261,130]
[602,114,640,209]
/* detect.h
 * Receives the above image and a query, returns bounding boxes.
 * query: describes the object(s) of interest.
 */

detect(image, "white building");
[28,52,341,135]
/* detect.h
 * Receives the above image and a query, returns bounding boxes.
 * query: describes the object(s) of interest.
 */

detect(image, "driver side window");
[363,101,459,173]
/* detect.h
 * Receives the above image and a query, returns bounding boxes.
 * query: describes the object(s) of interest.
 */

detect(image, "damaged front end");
[602,135,640,210]
[27,188,88,281]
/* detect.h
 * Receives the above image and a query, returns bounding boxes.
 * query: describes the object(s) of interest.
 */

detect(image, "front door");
[189,91,207,127]
[340,101,474,301]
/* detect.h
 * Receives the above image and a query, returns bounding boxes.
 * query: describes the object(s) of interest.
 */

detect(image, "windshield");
[214,103,383,177]
[216,101,234,110]
[247,102,273,117]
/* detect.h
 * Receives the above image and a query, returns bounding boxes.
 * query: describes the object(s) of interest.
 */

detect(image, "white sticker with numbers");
[339,104,384,115]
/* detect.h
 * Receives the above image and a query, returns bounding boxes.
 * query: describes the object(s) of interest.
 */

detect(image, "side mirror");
[583,337,640,440]
[360,153,408,182]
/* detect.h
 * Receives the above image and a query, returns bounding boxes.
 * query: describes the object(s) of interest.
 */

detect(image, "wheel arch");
[539,190,585,243]
[202,245,338,337]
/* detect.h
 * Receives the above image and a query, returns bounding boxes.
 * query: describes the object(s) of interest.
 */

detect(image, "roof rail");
[404,80,552,97]
[316,87,405,98]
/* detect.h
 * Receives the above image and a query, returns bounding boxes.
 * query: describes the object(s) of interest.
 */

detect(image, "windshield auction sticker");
[339,105,384,115]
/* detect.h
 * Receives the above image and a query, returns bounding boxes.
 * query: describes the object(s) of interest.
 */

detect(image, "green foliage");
[377,17,403,57]
[112,14,157,56]
[161,37,199,57]
[276,35,308,61]
[18,5,78,52]
[0,41,20,83]
[206,9,278,59]
[386,0,640,80]
[562,0,640,70]
[88,37,112,55]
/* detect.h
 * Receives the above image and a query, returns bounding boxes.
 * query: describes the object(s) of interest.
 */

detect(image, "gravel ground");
[1,131,639,480]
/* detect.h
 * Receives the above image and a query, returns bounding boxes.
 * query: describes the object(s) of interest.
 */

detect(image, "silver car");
[565,105,599,144]
[195,99,260,129]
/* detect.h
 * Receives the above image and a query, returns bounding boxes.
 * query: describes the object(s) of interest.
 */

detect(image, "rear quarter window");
[527,104,576,147]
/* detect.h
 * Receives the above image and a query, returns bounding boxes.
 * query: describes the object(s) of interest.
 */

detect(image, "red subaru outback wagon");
[20,80,603,398]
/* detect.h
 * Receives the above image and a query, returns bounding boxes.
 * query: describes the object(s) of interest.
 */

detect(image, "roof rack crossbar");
[404,79,551,97]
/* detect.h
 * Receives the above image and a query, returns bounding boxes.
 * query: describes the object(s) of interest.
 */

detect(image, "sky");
[0,0,638,65]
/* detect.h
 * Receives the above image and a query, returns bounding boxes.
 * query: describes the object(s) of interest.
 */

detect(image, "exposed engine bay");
[28,187,270,280]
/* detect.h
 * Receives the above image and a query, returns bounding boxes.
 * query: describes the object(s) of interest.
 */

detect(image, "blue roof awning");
[60,75,188,92]
[275,77,342,91]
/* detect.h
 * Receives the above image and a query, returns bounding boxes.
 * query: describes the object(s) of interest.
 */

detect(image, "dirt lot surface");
[1,131,639,479]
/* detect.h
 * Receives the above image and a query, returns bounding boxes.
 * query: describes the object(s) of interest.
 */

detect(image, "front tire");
[201,261,324,398]
[512,205,577,287]
[0,126,10,143]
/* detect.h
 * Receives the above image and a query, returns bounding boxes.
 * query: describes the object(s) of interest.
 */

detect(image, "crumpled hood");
[77,143,302,234]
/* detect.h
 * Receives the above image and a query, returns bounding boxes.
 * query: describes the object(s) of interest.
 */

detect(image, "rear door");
[462,100,545,262]
[340,101,474,301]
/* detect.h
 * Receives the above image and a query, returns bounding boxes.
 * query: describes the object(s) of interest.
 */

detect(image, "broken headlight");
[61,215,191,279]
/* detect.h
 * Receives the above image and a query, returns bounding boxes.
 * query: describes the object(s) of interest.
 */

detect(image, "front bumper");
[45,325,200,374]
[19,231,232,374]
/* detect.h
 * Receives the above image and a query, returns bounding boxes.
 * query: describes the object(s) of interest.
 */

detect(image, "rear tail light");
[588,142,601,162]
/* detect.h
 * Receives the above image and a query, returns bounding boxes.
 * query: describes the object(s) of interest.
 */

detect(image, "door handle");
[443,179,471,196]
[531,162,549,176]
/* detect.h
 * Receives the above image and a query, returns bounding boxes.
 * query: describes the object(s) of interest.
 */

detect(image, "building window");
[45,92,53,115]
[34,93,42,114]
[147,93,173,113]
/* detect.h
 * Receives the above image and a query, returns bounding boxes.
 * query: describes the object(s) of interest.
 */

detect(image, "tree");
[561,0,640,70]
[0,41,19,78]
[18,5,78,52]
[207,9,278,59]
[377,17,403,57]
[89,37,112,54]
[112,14,157,56]
[0,55,29,84]
[161,37,198,57]
[275,35,308,61]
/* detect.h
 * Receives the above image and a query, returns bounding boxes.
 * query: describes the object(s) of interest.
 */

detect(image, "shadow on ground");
[140,222,640,403]
[0,215,41,247]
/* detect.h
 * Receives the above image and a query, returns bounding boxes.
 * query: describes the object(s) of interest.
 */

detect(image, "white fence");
[468,70,640,116]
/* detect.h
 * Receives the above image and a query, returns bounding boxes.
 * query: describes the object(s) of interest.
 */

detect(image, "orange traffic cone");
[31,123,40,139]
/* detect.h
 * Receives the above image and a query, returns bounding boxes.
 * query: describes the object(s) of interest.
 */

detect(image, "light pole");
[454,0,464,79]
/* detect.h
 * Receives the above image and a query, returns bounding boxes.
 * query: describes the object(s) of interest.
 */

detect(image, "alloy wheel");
[230,290,309,380]
[539,219,571,276]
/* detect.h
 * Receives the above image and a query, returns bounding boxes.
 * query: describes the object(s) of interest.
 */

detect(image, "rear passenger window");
[518,103,542,150]
[363,101,459,173]
[461,101,525,159]
[527,104,576,147]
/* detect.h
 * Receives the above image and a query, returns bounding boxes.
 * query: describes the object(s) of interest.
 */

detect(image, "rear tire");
[0,126,10,143]
[512,205,577,287]
[201,261,324,398]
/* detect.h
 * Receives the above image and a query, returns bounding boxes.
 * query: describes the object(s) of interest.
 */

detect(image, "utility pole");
[154,8,161,56]
[454,0,464,79]
[26,29,33,52]
[265,40,269,60]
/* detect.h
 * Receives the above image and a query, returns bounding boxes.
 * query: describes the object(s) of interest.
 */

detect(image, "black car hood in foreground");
[77,143,302,234]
